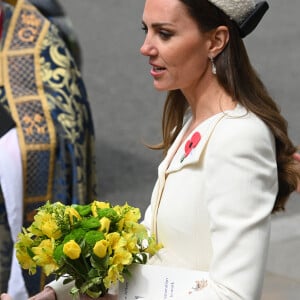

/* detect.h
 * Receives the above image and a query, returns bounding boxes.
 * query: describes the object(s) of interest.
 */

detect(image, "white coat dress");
[143,104,278,299]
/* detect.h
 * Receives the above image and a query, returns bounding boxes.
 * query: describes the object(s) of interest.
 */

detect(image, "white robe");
[0,128,28,300]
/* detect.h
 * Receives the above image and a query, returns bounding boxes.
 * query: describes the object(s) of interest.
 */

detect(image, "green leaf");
[90,254,108,271]
[97,208,120,223]
[70,286,80,296]
[84,231,105,249]
[88,268,100,278]
[73,204,92,217]
[53,244,65,263]
[63,228,86,243]
[80,217,101,230]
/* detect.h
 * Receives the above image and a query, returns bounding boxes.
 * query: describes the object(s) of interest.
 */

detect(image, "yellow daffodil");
[126,222,148,236]
[63,240,81,259]
[99,217,111,233]
[145,236,163,255]
[93,240,109,258]
[110,248,132,266]
[16,230,34,247]
[30,212,62,239]
[65,206,81,224]
[91,201,110,217]
[16,250,37,275]
[111,205,122,215]
[15,231,37,274]
[123,205,141,223]
[122,232,138,253]
[117,218,125,231]
[106,232,127,250]
[42,220,61,240]
[32,239,58,275]
[106,232,120,247]
[16,248,36,275]
[103,264,124,288]
[115,204,141,230]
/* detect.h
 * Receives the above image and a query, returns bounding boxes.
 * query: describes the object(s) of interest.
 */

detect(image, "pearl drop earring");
[209,56,217,75]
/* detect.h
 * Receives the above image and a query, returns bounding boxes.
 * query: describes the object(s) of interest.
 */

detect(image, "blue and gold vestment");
[0,0,97,295]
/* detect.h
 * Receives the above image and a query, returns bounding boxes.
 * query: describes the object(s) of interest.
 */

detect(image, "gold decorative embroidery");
[2,0,56,205]
[0,1,97,294]
[18,12,42,43]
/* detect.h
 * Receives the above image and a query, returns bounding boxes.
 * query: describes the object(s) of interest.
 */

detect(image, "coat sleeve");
[190,116,278,299]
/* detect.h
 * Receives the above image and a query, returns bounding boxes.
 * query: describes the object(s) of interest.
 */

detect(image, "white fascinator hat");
[207,0,269,37]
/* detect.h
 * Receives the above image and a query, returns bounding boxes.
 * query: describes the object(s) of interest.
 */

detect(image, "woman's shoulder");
[218,104,273,140]
[209,104,275,152]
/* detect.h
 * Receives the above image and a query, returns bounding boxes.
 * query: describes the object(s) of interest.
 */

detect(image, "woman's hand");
[28,287,56,300]
[0,294,12,300]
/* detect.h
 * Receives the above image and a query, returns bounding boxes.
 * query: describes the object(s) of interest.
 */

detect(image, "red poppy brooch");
[180,131,201,163]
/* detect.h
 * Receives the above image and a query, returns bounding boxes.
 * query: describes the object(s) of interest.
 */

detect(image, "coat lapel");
[155,104,248,196]
[165,104,247,173]
[151,112,226,236]
[166,113,226,173]
[151,104,248,236]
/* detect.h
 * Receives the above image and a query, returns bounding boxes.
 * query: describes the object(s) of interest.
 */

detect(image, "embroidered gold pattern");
[18,11,42,43]
[7,54,37,97]
[10,8,42,48]
[0,0,96,294]
[2,0,56,204]
[17,101,49,142]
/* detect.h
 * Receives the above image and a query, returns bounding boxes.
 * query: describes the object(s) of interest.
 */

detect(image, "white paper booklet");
[118,264,209,300]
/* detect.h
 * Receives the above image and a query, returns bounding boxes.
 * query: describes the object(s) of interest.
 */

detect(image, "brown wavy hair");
[150,0,299,212]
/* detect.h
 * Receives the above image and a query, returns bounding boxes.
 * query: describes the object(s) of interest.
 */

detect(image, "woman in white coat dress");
[138,0,300,298]
[2,0,300,299]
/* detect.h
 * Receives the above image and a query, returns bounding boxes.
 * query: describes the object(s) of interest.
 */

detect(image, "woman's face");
[140,0,212,91]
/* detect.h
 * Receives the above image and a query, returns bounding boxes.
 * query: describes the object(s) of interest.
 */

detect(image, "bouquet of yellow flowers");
[15,201,162,298]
